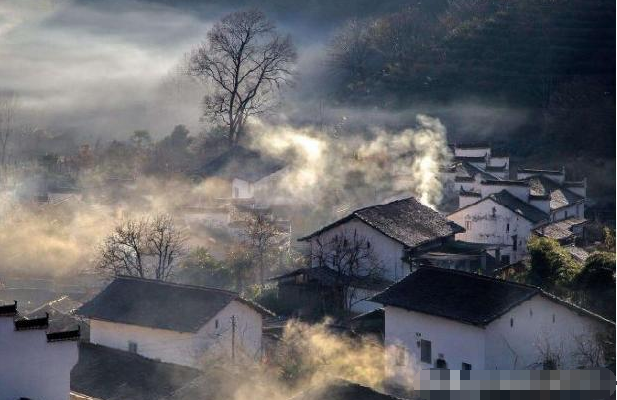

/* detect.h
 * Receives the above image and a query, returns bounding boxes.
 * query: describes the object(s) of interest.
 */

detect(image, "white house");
[0,301,80,400]
[77,276,271,369]
[448,190,549,264]
[372,268,614,386]
[298,197,465,283]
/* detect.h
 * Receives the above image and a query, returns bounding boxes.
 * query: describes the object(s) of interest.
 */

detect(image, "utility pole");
[231,315,236,362]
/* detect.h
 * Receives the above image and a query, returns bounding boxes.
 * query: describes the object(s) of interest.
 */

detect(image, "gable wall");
[484,295,609,369]
[384,306,485,383]
[448,199,535,263]
[308,218,408,282]
[0,317,78,400]
[89,300,263,369]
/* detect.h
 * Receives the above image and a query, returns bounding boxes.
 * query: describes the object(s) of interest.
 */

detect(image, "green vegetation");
[526,236,581,290]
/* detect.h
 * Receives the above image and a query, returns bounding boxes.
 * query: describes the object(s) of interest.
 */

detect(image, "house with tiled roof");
[77,276,272,369]
[371,268,614,385]
[0,300,80,400]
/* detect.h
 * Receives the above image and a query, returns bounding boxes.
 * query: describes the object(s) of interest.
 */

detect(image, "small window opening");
[510,318,514,327]
[215,319,219,329]
[366,241,371,249]
[506,223,510,232]
[552,314,555,323]
[435,358,447,369]
[529,309,533,317]
[420,339,432,364]
[565,211,568,218]
[128,341,138,353]
[462,362,472,370]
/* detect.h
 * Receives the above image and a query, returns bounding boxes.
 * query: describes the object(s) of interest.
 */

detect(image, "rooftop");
[526,175,584,210]
[198,146,285,182]
[372,268,614,326]
[290,379,401,400]
[534,217,587,241]
[77,276,272,333]
[452,190,548,224]
[299,197,464,249]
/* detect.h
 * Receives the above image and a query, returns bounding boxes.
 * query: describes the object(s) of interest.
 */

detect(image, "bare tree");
[98,217,150,278]
[240,211,285,286]
[188,9,296,147]
[0,92,19,169]
[573,333,606,368]
[98,214,187,281]
[148,214,188,281]
[328,19,371,81]
[312,230,383,311]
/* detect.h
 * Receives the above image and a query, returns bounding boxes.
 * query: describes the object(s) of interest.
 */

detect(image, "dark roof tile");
[299,197,464,249]
[526,176,584,210]
[77,276,271,332]
[198,146,285,182]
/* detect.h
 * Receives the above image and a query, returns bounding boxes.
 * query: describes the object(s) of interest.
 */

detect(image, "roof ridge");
[115,276,239,298]
[416,266,542,291]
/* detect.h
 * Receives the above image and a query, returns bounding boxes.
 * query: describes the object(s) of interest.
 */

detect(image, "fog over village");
[0,1,615,399]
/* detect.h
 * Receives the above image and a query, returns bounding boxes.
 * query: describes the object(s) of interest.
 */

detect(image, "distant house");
[0,301,80,400]
[198,146,288,205]
[77,276,272,368]
[299,197,465,282]
[372,268,614,385]
[448,190,549,264]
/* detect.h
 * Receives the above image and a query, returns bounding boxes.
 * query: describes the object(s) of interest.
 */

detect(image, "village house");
[372,268,614,386]
[270,197,465,314]
[77,276,271,369]
[198,146,290,206]
[0,300,80,400]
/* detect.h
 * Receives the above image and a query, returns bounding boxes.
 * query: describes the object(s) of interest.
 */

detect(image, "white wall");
[480,183,530,202]
[347,287,382,314]
[449,199,536,263]
[517,171,565,184]
[232,178,252,199]
[454,147,490,158]
[89,300,263,369]
[384,306,485,382]
[489,156,509,169]
[551,203,584,222]
[307,217,408,282]
[485,295,609,369]
[0,317,78,400]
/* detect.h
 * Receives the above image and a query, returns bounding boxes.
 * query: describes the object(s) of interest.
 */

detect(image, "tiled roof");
[71,343,200,400]
[518,167,563,175]
[372,268,614,326]
[0,300,17,316]
[78,276,272,332]
[482,179,528,186]
[534,218,587,241]
[452,190,548,224]
[198,146,285,182]
[270,267,391,290]
[526,175,584,210]
[299,197,464,249]
[453,155,486,163]
[290,379,401,400]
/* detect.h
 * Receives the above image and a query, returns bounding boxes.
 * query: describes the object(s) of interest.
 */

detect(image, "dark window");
[512,235,518,251]
[500,255,510,265]
[128,341,138,353]
[510,318,514,327]
[420,339,432,364]
[529,309,533,317]
[462,362,472,370]
[215,319,219,329]
[552,314,556,323]
[565,211,568,218]
[506,223,509,232]
[367,241,371,249]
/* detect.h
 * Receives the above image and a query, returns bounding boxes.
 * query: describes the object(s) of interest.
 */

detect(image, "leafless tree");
[188,9,296,147]
[0,92,19,169]
[328,19,371,81]
[312,229,383,311]
[573,333,606,368]
[98,214,187,281]
[240,211,285,286]
[148,214,188,281]
[533,338,563,370]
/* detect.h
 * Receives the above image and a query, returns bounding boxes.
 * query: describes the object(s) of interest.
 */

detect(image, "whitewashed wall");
[489,156,509,169]
[517,171,565,184]
[384,306,485,382]
[453,147,491,158]
[551,203,584,222]
[0,317,78,400]
[307,217,408,282]
[480,183,530,202]
[459,194,481,208]
[449,199,537,263]
[231,178,252,199]
[347,287,383,314]
[484,294,609,369]
[89,300,262,369]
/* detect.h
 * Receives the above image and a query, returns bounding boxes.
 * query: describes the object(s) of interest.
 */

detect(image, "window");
[565,210,568,218]
[465,221,472,230]
[512,235,518,251]
[367,241,371,249]
[552,314,556,323]
[510,318,514,328]
[506,223,510,233]
[462,362,472,370]
[128,341,138,353]
[394,345,407,366]
[215,319,219,329]
[529,309,533,317]
[420,339,432,364]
